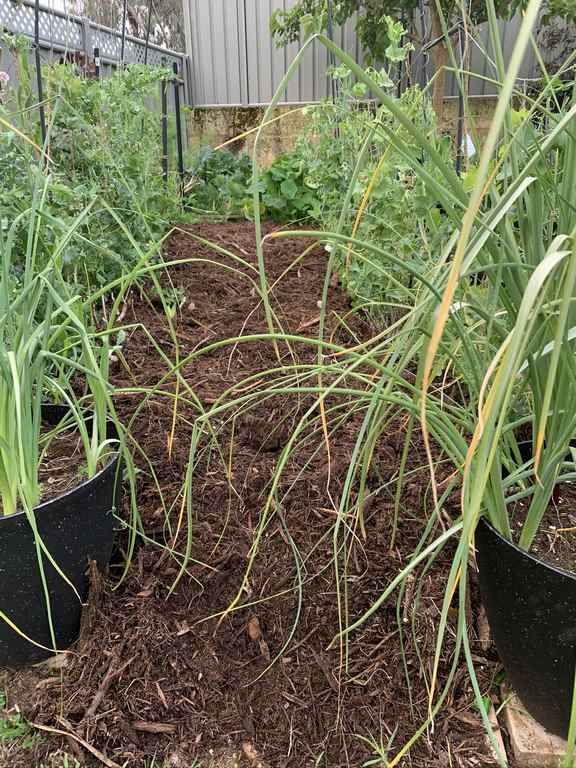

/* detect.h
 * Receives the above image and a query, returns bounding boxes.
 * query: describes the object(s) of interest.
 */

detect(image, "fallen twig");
[132,721,177,734]
[31,720,121,768]
[84,654,136,721]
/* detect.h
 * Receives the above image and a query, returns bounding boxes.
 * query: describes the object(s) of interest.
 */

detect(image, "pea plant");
[291,20,452,320]
[0,41,183,291]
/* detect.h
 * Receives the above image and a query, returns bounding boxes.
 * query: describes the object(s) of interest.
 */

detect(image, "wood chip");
[156,681,169,710]
[84,654,135,721]
[43,653,69,671]
[242,740,261,764]
[247,615,262,642]
[258,637,271,663]
[477,605,492,651]
[176,620,191,636]
[132,721,177,734]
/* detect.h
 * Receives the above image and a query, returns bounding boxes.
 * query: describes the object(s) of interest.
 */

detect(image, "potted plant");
[454,68,576,739]
[0,190,123,666]
[391,15,576,744]
[470,213,576,738]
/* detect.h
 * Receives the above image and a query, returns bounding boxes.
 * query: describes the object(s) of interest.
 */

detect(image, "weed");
[0,692,38,750]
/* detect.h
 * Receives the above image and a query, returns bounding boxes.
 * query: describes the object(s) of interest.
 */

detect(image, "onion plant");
[165,2,576,764]
[0,184,111,516]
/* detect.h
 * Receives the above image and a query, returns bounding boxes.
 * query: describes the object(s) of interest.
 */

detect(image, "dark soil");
[37,420,98,504]
[500,429,576,572]
[512,484,576,573]
[2,221,499,768]
[0,421,90,515]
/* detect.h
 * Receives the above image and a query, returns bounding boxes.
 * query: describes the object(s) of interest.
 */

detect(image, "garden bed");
[3,221,498,768]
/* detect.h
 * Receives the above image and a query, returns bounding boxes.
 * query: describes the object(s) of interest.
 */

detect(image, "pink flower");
[0,71,9,85]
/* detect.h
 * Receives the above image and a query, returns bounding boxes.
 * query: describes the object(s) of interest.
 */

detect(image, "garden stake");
[396,11,406,98]
[418,0,429,85]
[327,0,340,138]
[93,46,100,79]
[34,0,47,149]
[120,0,128,65]
[143,0,153,65]
[161,72,169,185]
[455,24,465,175]
[172,62,185,186]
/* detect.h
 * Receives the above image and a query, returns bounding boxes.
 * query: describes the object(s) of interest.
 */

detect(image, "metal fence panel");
[187,0,244,106]
[183,0,551,106]
[185,0,362,105]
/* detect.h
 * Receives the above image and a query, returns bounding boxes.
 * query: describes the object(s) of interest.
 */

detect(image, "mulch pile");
[5,222,499,768]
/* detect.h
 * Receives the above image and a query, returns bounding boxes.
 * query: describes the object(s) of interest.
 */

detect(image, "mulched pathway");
[4,221,499,768]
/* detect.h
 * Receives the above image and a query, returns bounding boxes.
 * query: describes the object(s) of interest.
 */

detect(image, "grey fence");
[185,0,362,105]
[1,0,565,111]
[183,0,548,106]
[0,0,191,100]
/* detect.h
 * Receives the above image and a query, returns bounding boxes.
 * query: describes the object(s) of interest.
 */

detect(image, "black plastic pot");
[0,404,121,667]
[476,516,576,738]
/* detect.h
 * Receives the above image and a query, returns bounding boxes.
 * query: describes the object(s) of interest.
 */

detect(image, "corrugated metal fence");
[184,0,544,106]
[185,0,362,105]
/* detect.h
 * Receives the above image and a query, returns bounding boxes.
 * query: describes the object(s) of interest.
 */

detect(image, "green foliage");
[186,20,447,312]
[36,757,81,768]
[539,0,576,23]
[271,0,524,65]
[0,692,37,749]
[0,46,183,290]
[292,62,452,316]
[187,148,322,223]
[258,153,322,222]
[187,147,253,217]
[0,714,36,746]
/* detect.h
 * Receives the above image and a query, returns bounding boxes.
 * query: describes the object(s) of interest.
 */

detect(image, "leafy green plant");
[186,147,253,217]
[0,713,36,747]
[289,34,452,319]
[0,691,38,751]
[186,147,321,223]
[0,174,155,650]
[0,183,119,517]
[258,152,321,222]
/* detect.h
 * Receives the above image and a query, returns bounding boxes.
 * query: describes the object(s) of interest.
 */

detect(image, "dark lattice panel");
[0,0,184,71]
[0,0,83,48]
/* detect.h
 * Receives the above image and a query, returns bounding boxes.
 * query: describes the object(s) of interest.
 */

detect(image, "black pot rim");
[2,406,120,524]
[478,515,576,582]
